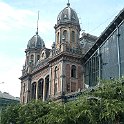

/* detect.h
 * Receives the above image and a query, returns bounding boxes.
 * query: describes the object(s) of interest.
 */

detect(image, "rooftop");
[0,91,20,101]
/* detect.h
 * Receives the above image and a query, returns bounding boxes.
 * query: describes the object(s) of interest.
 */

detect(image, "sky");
[0,0,124,97]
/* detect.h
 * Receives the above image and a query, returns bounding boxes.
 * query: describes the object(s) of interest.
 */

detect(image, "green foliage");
[1,104,20,124]
[1,78,124,124]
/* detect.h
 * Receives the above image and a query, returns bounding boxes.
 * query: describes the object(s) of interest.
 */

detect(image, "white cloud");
[0,2,36,31]
[0,1,55,32]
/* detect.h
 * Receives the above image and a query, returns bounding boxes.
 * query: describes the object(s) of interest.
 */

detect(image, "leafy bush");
[1,79,124,124]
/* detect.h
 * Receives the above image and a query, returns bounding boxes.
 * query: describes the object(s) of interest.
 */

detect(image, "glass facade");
[85,51,99,86]
[84,21,124,86]
[119,22,124,76]
[100,30,119,79]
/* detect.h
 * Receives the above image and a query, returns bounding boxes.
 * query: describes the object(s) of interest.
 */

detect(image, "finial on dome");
[36,11,39,35]
[67,0,70,6]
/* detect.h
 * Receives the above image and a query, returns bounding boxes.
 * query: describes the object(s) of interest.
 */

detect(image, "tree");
[1,78,124,124]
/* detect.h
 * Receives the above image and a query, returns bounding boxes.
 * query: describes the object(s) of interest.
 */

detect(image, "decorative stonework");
[20,3,95,104]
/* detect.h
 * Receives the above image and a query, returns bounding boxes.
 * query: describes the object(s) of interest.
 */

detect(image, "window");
[54,67,58,95]
[55,66,58,79]
[31,54,34,63]
[31,82,36,99]
[45,75,49,100]
[57,32,59,44]
[38,79,44,99]
[71,65,76,78]
[63,30,67,41]
[66,64,70,93]
[72,31,75,42]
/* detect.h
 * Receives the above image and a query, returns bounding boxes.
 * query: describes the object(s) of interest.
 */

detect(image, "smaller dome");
[57,4,80,27]
[27,33,45,49]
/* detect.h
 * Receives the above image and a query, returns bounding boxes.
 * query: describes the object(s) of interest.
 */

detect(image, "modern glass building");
[83,8,124,87]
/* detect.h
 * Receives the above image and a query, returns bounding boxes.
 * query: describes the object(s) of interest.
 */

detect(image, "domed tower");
[20,31,45,103]
[48,2,83,100]
[54,2,81,51]
[25,32,45,69]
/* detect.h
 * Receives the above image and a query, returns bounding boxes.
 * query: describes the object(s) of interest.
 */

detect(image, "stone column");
[43,78,45,101]
[36,81,38,100]
[60,59,66,94]
[27,76,31,103]
[49,64,52,97]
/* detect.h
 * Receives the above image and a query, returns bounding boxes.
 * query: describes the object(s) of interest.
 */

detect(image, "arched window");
[38,79,44,99]
[55,66,58,79]
[31,82,36,99]
[31,54,34,63]
[72,31,75,42]
[45,75,49,100]
[63,30,67,41]
[57,32,59,44]
[54,66,58,95]
[71,65,76,78]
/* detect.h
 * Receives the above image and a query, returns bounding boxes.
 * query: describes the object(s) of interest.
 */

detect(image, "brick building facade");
[20,2,96,104]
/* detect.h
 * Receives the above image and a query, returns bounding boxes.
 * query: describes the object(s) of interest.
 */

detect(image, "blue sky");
[0,0,124,97]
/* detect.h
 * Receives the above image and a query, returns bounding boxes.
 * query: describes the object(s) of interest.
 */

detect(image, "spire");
[67,0,70,6]
[36,11,39,35]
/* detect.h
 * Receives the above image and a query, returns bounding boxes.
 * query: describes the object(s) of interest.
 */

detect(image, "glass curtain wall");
[119,21,124,77]
[84,21,124,86]
[100,30,119,80]
[84,51,99,86]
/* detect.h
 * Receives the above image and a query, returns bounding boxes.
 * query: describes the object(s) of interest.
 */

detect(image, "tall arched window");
[54,66,58,95]
[57,32,59,44]
[38,79,44,99]
[31,82,36,99]
[45,75,49,100]
[31,54,34,63]
[72,31,75,42]
[71,65,76,78]
[55,66,58,79]
[63,30,67,41]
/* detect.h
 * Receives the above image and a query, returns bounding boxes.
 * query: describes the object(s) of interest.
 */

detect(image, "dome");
[56,3,80,27]
[27,33,45,49]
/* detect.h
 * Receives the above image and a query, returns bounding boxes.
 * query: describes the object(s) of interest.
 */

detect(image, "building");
[20,2,124,104]
[0,91,20,112]
[20,2,96,104]
[83,8,124,87]
[0,91,20,106]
